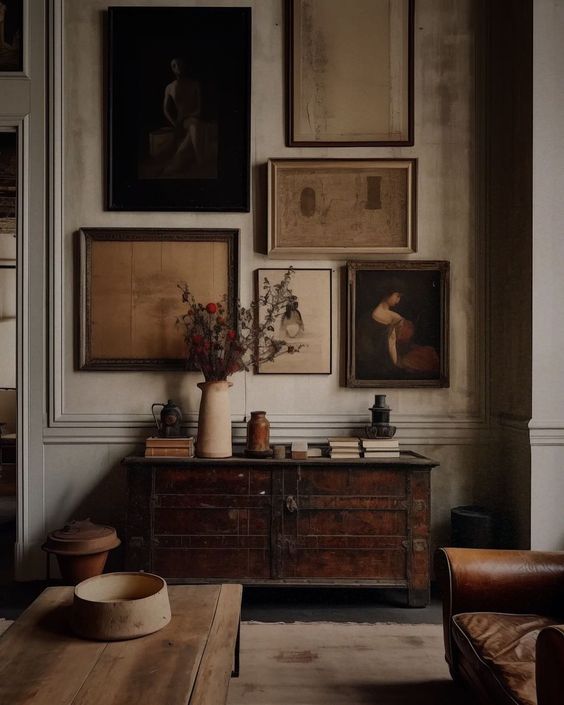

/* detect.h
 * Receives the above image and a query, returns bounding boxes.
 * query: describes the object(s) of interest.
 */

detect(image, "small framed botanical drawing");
[287,0,413,146]
[79,228,238,371]
[107,6,251,212]
[268,158,416,258]
[346,261,449,388]
[255,268,332,374]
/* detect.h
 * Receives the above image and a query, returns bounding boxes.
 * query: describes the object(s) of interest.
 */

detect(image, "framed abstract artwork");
[0,0,23,73]
[346,261,449,388]
[255,268,332,374]
[286,0,413,146]
[107,6,251,212]
[268,158,416,257]
[78,228,239,371]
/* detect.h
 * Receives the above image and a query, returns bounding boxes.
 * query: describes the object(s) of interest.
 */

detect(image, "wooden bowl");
[71,572,171,641]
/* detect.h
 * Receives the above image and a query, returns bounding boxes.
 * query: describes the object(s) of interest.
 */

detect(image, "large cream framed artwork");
[78,228,238,371]
[268,158,416,258]
[287,0,413,146]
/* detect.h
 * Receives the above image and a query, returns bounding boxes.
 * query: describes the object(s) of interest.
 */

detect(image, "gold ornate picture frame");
[78,228,239,371]
[268,158,416,258]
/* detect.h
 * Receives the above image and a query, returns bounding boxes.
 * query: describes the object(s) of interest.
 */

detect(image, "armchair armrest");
[434,548,564,668]
[537,625,564,705]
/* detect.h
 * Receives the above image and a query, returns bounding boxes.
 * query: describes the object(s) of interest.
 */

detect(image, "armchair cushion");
[453,613,558,705]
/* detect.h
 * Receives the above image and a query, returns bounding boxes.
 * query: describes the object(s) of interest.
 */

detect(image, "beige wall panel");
[61,0,478,422]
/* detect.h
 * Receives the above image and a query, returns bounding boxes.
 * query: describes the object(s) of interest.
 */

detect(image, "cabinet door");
[152,466,272,580]
[281,466,409,582]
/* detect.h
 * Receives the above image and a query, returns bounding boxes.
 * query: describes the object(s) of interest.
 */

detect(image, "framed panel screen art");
[346,261,449,388]
[256,268,332,374]
[268,159,416,257]
[107,6,251,212]
[287,0,413,146]
[79,228,238,371]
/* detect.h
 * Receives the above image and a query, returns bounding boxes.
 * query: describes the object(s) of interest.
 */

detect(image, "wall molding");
[42,413,492,445]
[491,415,564,446]
[529,419,564,446]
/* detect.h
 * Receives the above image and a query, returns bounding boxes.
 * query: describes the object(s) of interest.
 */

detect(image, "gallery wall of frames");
[0,0,487,579]
[72,1,455,395]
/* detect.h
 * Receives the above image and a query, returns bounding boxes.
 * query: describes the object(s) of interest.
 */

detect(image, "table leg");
[231,619,241,678]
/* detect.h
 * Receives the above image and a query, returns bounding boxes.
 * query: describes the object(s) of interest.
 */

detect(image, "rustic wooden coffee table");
[0,583,242,705]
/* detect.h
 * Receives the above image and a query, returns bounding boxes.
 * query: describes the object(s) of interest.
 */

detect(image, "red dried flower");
[206,303,217,314]
[226,330,237,341]
[192,334,204,344]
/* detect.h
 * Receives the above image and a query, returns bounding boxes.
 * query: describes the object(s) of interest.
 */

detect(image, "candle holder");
[364,394,396,439]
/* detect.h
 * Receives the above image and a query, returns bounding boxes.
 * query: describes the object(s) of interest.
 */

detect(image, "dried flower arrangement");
[178,268,303,382]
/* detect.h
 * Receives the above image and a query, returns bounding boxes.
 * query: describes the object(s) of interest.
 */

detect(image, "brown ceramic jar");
[42,519,121,585]
[245,411,272,457]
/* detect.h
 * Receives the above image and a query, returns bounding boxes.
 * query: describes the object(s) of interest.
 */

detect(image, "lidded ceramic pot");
[42,519,121,585]
[245,411,272,457]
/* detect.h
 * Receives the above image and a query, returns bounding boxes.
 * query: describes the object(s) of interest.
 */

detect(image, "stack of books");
[145,436,194,458]
[361,437,400,458]
[328,437,361,459]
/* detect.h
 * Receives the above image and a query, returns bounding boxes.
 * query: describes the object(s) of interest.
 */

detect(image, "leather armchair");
[435,547,564,705]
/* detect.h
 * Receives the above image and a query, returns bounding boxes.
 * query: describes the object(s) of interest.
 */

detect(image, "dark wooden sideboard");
[123,451,438,606]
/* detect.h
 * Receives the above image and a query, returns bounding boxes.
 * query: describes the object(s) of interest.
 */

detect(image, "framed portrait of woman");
[346,261,449,388]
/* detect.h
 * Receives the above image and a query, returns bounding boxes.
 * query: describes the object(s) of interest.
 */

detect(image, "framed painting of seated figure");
[107,6,251,212]
[346,261,449,388]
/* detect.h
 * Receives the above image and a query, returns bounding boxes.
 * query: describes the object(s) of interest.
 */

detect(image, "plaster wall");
[36,0,486,563]
[531,0,564,549]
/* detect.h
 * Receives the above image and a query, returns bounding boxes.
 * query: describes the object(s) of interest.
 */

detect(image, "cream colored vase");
[196,380,233,458]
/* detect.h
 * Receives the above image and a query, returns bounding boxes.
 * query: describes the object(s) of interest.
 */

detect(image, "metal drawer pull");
[285,495,298,513]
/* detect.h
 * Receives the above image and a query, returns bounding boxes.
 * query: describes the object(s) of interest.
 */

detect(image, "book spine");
[145,441,194,448]
[145,448,194,458]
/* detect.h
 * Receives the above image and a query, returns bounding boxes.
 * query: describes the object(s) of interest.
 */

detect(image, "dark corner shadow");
[55,456,130,574]
[252,161,268,255]
[341,679,473,705]
[37,604,75,638]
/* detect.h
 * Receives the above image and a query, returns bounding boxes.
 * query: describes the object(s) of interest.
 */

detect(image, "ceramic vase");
[196,380,233,458]
[245,410,272,457]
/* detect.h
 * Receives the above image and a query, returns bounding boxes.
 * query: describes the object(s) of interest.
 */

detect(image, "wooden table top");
[0,583,242,705]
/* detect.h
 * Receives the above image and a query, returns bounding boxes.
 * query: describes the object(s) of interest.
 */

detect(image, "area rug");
[227,622,471,705]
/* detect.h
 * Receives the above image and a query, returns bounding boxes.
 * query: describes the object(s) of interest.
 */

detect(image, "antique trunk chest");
[124,451,438,606]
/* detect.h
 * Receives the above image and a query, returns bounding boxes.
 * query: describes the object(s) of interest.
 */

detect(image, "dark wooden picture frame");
[255,268,332,375]
[107,6,251,212]
[286,0,414,147]
[78,228,239,371]
[346,261,449,388]
[0,0,23,73]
